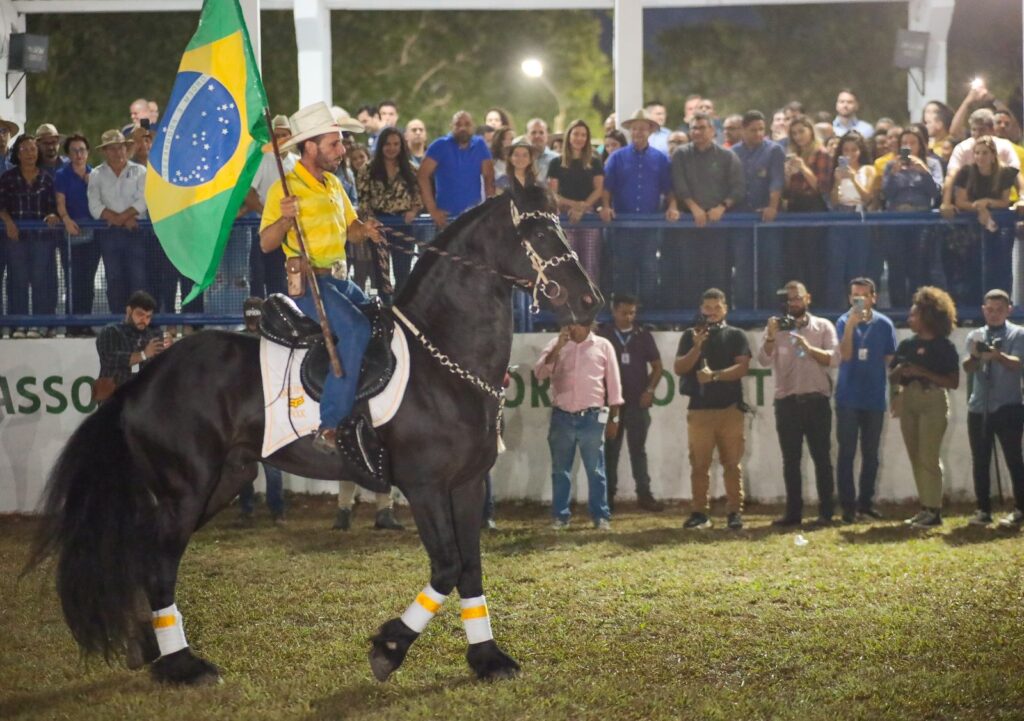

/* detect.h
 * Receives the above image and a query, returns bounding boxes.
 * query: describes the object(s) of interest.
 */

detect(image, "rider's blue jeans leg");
[294,274,370,429]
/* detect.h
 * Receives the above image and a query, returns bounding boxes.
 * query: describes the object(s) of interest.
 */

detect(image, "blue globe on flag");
[151,71,241,188]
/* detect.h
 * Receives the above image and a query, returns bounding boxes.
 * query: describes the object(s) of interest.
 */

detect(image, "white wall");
[0,329,989,513]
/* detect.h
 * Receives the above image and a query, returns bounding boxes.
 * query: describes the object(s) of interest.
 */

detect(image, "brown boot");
[312,427,338,455]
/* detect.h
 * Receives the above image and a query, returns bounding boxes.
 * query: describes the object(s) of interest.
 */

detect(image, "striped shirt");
[96,321,162,387]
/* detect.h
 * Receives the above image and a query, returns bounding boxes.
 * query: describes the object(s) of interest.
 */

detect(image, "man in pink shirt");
[757,281,839,527]
[535,321,624,530]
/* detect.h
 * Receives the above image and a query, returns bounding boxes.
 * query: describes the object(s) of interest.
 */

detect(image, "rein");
[380,205,578,314]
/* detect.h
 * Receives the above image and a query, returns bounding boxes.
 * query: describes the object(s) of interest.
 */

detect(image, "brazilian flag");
[146,0,269,303]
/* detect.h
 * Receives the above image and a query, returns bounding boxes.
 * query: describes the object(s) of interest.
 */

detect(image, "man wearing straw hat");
[34,123,67,178]
[260,101,385,459]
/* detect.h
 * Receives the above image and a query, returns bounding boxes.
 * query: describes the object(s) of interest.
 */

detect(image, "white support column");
[613,0,643,130]
[907,0,955,122]
[0,0,27,135]
[240,0,261,72]
[293,0,331,109]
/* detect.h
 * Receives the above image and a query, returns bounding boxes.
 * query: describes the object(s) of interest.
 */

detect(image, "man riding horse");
[258,102,384,467]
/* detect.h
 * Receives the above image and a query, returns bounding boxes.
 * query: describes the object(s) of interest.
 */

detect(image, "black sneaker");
[727,512,743,530]
[840,511,857,524]
[374,508,405,531]
[911,509,942,528]
[968,510,992,527]
[332,507,352,531]
[998,509,1024,529]
[683,512,712,530]
[858,507,884,520]
[638,495,665,512]
[771,516,802,528]
[904,510,930,526]
[808,516,833,528]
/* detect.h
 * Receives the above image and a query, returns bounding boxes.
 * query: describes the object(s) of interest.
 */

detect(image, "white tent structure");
[0,0,984,136]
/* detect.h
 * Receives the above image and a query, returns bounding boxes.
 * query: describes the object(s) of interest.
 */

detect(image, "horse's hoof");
[466,640,521,681]
[368,618,418,682]
[150,648,222,686]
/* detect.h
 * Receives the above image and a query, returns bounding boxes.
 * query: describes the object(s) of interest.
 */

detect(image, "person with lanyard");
[757,281,839,527]
[259,102,385,463]
[534,321,623,531]
[596,294,665,512]
[674,288,752,531]
[835,277,897,524]
[963,289,1024,529]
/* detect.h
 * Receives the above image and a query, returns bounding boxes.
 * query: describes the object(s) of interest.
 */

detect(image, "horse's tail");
[24,392,155,661]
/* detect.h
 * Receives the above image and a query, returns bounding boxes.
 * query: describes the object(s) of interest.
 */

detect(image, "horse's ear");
[510,201,522,229]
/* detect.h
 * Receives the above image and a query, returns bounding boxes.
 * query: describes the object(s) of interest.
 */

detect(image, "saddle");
[259,293,396,489]
[260,294,396,404]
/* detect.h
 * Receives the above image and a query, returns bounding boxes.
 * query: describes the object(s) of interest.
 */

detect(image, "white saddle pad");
[260,322,410,458]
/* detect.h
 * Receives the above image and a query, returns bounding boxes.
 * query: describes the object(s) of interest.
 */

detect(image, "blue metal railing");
[0,209,1018,332]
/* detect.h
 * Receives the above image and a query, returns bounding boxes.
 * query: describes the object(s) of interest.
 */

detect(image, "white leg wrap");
[399,584,447,634]
[152,604,188,657]
[460,595,493,644]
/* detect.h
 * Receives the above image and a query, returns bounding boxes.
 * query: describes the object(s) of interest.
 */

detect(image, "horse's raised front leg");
[369,487,462,682]
[452,476,521,680]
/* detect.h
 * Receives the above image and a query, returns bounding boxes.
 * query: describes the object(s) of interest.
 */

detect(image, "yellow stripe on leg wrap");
[151,604,188,657]
[400,584,447,633]
[460,596,493,644]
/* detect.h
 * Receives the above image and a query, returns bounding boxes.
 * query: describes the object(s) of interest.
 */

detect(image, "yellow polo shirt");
[260,161,357,268]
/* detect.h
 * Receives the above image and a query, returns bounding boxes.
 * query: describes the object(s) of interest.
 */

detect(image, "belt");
[554,406,600,416]
[779,392,828,403]
[310,266,333,276]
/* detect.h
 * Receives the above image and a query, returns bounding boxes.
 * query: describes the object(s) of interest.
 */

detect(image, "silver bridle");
[510,204,580,314]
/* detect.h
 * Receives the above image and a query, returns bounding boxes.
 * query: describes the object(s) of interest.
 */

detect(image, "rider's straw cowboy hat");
[330,106,365,134]
[279,102,345,152]
[620,109,660,133]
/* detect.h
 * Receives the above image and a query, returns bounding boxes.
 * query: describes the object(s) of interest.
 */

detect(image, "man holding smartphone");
[535,321,623,530]
[963,289,1024,528]
[835,278,897,523]
[94,290,166,403]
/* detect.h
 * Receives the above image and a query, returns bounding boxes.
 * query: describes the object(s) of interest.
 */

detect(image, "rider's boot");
[335,400,392,491]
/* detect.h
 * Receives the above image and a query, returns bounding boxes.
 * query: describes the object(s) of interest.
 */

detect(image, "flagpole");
[264,109,344,378]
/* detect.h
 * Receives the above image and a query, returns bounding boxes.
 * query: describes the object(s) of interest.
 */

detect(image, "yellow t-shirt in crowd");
[260,161,357,268]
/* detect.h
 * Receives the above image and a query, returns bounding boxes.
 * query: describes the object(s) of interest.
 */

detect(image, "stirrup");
[336,404,392,492]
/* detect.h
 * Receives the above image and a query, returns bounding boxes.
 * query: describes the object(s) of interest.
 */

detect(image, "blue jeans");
[610,226,659,308]
[835,406,885,513]
[98,229,147,312]
[548,408,611,522]
[7,232,58,317]
[731,226,782,310]
[294,274,369,428]
[239,463,285,516]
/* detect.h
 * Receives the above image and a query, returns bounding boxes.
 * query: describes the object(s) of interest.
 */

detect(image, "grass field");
[3,495,1024,721]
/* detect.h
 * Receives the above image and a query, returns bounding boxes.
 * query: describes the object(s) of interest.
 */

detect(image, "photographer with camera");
[757,281,839,527]
[963,289,1024,529]
[836,278,898,523]
[889,287,960,528]
[674,288,751,530]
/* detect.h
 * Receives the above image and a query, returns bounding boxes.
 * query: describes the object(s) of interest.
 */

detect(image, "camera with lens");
[774,315,797,331]
[976,336,1003,354]
[693,314,722,333]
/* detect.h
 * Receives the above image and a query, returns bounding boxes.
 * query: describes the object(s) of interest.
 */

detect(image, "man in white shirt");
[87,129,148,311]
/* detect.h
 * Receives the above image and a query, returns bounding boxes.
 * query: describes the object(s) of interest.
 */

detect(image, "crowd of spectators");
[1,79,1023,335]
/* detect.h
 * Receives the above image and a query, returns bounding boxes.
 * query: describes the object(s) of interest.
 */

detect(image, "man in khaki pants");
[674,288,752,529]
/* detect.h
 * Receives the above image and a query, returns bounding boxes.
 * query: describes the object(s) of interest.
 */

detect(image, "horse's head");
[500,187,603,324]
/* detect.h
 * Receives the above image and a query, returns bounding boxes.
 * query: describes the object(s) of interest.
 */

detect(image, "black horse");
[26,185,601,686]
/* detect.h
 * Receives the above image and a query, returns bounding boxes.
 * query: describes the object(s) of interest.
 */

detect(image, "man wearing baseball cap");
[259,102,386,477]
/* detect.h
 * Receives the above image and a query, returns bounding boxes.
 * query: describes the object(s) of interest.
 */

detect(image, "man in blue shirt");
[418,110,495,229]
[832,89,874,139]
[731,110,785,309]
[601,109,677,308]
[835,277,897,523]
[963,289,1024,528]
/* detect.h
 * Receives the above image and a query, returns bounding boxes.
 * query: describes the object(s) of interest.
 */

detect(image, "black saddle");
[260,294,396,403]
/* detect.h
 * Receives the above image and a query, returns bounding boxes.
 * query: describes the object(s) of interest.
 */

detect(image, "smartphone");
[838,156,850,170]
[852,297,866,313]
[899,147,911,161]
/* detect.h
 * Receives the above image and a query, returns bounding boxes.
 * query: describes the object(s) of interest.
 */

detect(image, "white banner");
[0,330,985,513]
